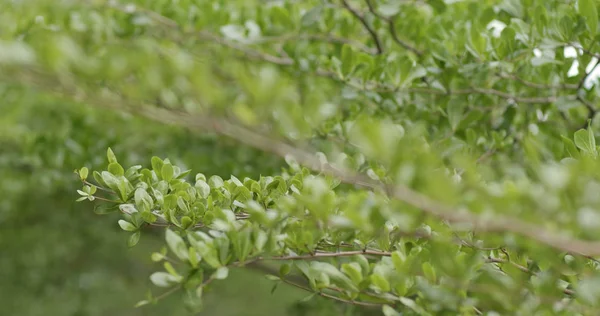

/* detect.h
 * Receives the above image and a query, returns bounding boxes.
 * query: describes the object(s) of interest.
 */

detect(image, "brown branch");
[262,249,392,261]
[82,179,115,193]
[9,66,600,257]
[496,72,578,90]
[246,34,376,55]
[280,277,385,307]
[364,0,423,56]
[341,0,384,55]
[486,257,575,295]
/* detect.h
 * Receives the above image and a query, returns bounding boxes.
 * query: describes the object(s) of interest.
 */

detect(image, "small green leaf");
[213,267,229,280]
[108,162,125,177]
[161,163,174,182]
[188,247,199,268]
[140,211,157,223]
[150,272,181,287]
[181,216,193,229]
[382,305,401,316]
[128,231,141,247]
[164,262,180,277]
[422,262,437,283]
[107,147,117,164]
[79,167,89,180]
[562,135,581,158]
[134,300,150,308]
[341,44,354,76]
[151,156,164,175]
[370,273,390,292]
[166,229,189,261]
[151,252,165,262]
[279,263,291,277]
[574,128,597,156]
[195,180,211,198]
[118,220,137,232]
[341,262,363,284]
[208,175,224,188]
[265,274,280,281]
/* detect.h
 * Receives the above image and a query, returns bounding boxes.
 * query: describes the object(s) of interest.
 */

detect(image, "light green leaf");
[150,272,181,287]
[79,167,89,180]
[574,128,597,156]
[213,267,229,280]
[107,147,117,164]
[195,180,211,198]
[128,231,141,247]
[118,220,137,232]
[161,163,174,182]
[166,229,189,261]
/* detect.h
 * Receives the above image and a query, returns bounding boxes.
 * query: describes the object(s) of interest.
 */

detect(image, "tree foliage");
[5,0,600,314]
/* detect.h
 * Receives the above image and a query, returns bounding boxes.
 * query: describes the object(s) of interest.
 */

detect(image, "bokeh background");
[0,85,353,315]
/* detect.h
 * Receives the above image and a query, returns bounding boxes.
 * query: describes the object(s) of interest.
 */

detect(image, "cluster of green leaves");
[5,0,600,314]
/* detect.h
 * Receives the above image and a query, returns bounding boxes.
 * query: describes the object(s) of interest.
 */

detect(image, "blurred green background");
[0,84,355,315]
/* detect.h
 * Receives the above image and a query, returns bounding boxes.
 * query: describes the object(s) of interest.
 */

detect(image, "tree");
[4,0,600,314]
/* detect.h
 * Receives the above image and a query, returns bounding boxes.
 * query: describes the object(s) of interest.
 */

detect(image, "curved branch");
[341,0,384,54]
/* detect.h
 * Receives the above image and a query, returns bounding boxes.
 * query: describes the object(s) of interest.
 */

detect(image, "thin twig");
[496,72,578,90]
[246,33,376,54]
[341,0,384,54]
[82,180,115,193]
[364,0,423,56]
[262,249,392,261]
[154,285,181,301]
[280,277,385,307]
[486,257,575,295]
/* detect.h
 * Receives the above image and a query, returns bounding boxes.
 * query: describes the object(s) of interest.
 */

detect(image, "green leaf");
[166,229,189,261]
[574,128,597,156]
[79,167,89,180]
[279,263,291,277]
[399,297,430,315]
[579,0,598,37]
[164,262,181,278]
[208,175,224,188]
[134,300,150,308]
[118,220,137,232]
[311,262,358,292]
[161,163,174,182]
[195,180,210,198]
[561,135,581,158]
[128,231,141,247]
[151,252,165,262]
[370,273,390,292]
[140,210,157,223]
[213,267,229,280]
[382,305,401,316]
[341,44,354,76]
[265,274,280,281]
[107,147,117,164]
[422,262,437,283]
[108,162,124,177]
[151,156,164,175]
[150,272,182,287]
[447,100,463,131]
[341,262,363,284]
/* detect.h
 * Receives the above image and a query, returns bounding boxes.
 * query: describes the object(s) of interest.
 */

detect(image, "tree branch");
[364,0,423,56]
[10,67,600,257]
[341,0,384,55]
[280,277,385,307]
